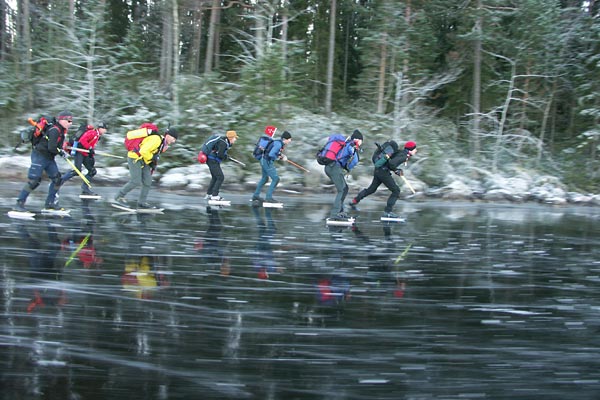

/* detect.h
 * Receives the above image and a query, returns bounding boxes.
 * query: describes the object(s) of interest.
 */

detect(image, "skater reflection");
[63,203,103,269]
[353,226,409,300]
[251,206,278,279]
[18,222,67,313]
[316,276,351,305]
[118,214,169,298]
[195,207,229,275]
[121,255,168,299]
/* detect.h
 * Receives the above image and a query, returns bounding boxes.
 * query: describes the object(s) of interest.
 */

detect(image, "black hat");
[57,110,73,120]
[351,129,363,141]
[97,121,108,130]
[166,127,178,139]
[281,131,292,139]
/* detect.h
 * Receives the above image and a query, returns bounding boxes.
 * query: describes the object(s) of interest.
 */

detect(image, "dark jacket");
[209,138,231,163]
[35,123,67,158]
[386,149,410,171]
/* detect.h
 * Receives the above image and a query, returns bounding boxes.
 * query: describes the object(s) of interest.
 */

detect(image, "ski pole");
[62,153,92,188]
[401,175,416,194]
[286,159,310,173]
[65,233,91,267]
[394,243,412,265]
[66,146,124,159]
[228,156,246,167]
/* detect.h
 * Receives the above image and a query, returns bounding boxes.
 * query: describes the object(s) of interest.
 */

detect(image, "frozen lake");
[2,185,600,399]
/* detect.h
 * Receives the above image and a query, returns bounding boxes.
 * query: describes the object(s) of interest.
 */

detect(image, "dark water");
[1,189,600,399]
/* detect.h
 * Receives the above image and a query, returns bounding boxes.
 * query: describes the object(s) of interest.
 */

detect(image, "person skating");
[205,130,239,201]
[114,125,178,209]
[349,140,417,218]
[61,122,108,196]
[252,130,292,204]
[15,110,74,212]
[320,130,363,220]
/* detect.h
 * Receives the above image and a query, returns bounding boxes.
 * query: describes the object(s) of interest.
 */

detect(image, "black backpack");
[68,123,94,147]
[372,141,398,168]
[20,115,55,146]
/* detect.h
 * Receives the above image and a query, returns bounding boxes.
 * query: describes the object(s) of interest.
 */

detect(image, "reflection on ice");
[1,197,600,399]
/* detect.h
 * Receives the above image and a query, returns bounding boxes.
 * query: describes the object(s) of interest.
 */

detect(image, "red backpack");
[316,134,346,165]
[124,123,159,155]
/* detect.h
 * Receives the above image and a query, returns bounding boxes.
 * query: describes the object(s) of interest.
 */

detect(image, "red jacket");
[79,128,102,150]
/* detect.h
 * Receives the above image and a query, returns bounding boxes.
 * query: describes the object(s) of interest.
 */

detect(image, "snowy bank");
[2,155,599,206]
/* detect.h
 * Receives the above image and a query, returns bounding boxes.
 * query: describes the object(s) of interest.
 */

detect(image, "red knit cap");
[265,126,277,137]
[404,141,417,150]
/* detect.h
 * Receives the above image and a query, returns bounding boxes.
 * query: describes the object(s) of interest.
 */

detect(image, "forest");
[0,0,599,194]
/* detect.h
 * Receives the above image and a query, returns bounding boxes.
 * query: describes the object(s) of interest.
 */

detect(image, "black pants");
[354,167,400,212]
[61,152,96,191]
[206,159,224,196]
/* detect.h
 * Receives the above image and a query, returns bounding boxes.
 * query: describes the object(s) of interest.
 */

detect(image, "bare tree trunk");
[20,0,33,108]
[0,0,6,61]
[342,11,351,93]
[376,32,387,114]
[471,0,482,159]
[519,61,531,131]
[86,4,98,122]
[280,1,289,114]
[281,1,288,72]
[204,0,220,74]
[160,4,173,89]
[537,88,554,166]
[132,0,144,21]
[325,0,336,115]
[401,0,411,109]
[68,0,75,28]
[549,93,557,145]
[190,7,203,74]
[213,7,221,71]
[266,2,274,45]
[492,58,517,172]
[255,3,266,60]
[172,0,180,119]
[393,72,403,137]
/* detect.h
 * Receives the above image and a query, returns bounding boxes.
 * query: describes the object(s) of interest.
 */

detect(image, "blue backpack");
[252,136,274,160]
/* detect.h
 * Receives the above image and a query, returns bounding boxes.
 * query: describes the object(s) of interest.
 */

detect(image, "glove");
[280,154,288,161]
[394,169,404,176]
[88,148,95,157]
[58,149,68,158]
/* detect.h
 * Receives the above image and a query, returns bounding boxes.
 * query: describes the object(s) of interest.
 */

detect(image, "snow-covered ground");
[2,154,599,206]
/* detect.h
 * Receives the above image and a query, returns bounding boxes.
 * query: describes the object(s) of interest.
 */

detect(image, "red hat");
[265,125,277,137]
[404,141,417,150]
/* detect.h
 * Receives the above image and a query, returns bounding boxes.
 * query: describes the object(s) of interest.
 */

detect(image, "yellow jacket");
[128,134,163,165]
